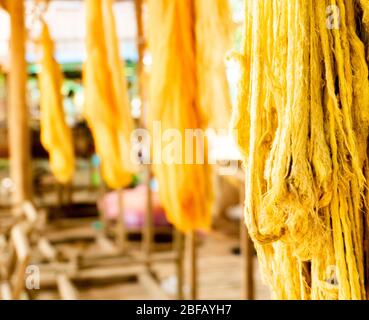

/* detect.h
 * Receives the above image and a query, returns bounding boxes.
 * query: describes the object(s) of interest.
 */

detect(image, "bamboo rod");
[8,0,32,208]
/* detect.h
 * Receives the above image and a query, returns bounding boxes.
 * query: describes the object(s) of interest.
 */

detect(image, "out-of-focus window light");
[230,0,245,24]
[143,51,152,72]
[26,1,47,41]
[0,177,15,197]
[75,91,84,108]
[226,57,241,106]
[0,9,9,65]
[226,58,241,83]
[74,90,85,118]
[131,96,142,119]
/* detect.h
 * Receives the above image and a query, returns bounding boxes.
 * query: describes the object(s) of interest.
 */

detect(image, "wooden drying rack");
[3,0,187,300]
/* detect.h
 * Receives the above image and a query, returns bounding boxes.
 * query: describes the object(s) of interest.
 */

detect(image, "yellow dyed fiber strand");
[233,0,369,299]
[195,0,233,130]
[84,0,136,189]
[147,0,232,232]
[38,22,75,184]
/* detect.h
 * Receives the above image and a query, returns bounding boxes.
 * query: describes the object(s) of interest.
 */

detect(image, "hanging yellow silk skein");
[38,22,75,184]
[233,0,369,300]
[195,0,233,130]
[84,0,136,189]
[147,0,232,232]
[148,0,210,232]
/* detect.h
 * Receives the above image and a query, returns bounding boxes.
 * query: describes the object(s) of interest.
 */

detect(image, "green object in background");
[131,174,141,188]
[92,220,104,232]
[28,62,82,75]
[0,159,8,170]
[91,171,101,188]
[91,154,101,187]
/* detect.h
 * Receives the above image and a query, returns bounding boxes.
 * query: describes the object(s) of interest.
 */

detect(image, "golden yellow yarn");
[38,22,75,184]
[195,0,233,130]
[147,0,232,232]
[84,0,136,189]
[233,0,369,300]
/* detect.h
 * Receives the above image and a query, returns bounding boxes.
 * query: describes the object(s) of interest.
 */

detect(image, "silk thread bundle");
[84,0,136,189]
[195,0,233,130]
[233,0,369,299]
[147,0,232,232]
[38,22,75,184]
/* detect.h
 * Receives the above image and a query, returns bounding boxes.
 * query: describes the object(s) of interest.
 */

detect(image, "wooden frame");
[3,0,185,300]
[0,202,79,300]
[22,196,183,300]
[0,224,30,300]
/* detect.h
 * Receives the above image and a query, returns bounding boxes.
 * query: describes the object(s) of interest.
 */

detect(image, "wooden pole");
[98,166,107,234]
[134,0,154,267]
[187,231,197,300]
[186,0,198,301]
[8,0,32,208]
[66,182,73,205]
[134,0,147,126]
[116,188,127,251]
[57,184,63,207]
[174,229,184,300]
[143,166,153,267]
[241,221,254,300]
[239,182,255,300]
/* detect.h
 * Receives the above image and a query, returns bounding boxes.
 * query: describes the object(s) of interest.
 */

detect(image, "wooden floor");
[35,231,271,300]
[1,164,271,300]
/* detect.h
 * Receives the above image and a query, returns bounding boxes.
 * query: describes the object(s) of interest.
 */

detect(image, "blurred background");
[0,0,270,301]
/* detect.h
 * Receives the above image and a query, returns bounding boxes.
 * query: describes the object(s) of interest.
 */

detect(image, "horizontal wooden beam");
[39,265,142,287]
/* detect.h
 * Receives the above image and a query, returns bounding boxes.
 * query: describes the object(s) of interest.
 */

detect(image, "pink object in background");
[98,185,170,229]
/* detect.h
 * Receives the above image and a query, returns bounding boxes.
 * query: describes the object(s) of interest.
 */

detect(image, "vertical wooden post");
[98,166,107,234]
[66,182,73,205]
[8,0,31,208]
[142,165,153,268]
[239,182,254,300]
[186,0,198,301]
[187,231,197,300]
[241,222,254,300]
[134,0,147,125]
[135,0,153,267]
[174,229,184,300]
[57,184,63,207]
[116,188,127,251]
